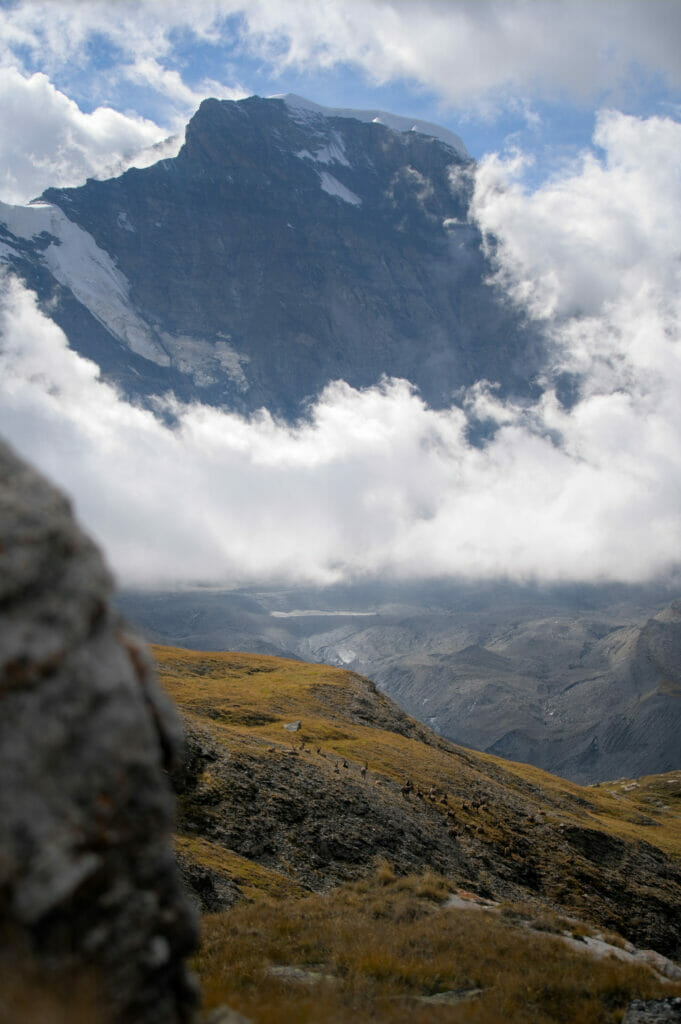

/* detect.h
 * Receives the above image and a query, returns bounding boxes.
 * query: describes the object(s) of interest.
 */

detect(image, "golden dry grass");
[196,869,681,1024]
[156,645,681,864]
[175,835,305,902]
[155,645,681,1021]
[479,754,681,858]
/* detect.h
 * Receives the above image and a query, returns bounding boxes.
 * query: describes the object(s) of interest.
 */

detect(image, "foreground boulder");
[624,999,681,1023]
[0,440,197,1023]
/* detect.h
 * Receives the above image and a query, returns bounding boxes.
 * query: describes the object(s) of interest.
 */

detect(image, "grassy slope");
[198,877,681,1024]
[155,645,681,1023]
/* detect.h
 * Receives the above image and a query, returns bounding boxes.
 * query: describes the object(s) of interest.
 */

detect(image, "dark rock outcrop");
[624,999,681,1023]
[0,440,197,1023]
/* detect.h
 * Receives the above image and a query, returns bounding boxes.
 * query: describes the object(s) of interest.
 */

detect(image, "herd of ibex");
[273,729,491,839]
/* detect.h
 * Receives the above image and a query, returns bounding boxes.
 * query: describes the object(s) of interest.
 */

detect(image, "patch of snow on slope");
[0,200,169,366]
[117,211,135,233]
[296,130,351,168]
[335,647,357,665]
[319,172,361,206]
[279,93,469,159]
[215,338,249,391]
[313,131,351,167]
[159,330,249,391]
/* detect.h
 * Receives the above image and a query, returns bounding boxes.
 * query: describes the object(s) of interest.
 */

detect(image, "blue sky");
[1,1,680,202]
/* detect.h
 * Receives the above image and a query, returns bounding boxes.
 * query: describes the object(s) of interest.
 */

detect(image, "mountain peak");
[2,89,535,420]
[275,92,470,158]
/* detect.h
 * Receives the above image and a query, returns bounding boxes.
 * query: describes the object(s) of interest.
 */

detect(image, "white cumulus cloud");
[0,68,169,203]
[240,0,681,113]
[1,110,680,588]
[1,1,679,123]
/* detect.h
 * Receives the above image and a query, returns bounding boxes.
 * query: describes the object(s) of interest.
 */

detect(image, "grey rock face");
[0,439,197,1022]
[0,95,544,419]
[376,597,681,784]
[624,999,681,1023]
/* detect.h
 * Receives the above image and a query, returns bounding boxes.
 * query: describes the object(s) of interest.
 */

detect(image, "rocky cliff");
[0,94,543,417]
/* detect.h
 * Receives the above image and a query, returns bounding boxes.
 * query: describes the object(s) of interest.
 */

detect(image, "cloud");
[471,110,681,391]
[241,0,681,112]
[1,1,680,126]
[0,68,169,203]
[1,110,680,589]
[2,104,681,591]
[472,111,681,322]
[122,56,245,113]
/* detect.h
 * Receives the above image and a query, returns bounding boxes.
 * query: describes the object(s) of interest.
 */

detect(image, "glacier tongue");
[0,200,170,367]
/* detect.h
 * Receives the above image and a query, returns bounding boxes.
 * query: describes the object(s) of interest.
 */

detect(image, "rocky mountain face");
[0,94,543,417]
[0,439,197,1023]
[365,594,681,785]
[119,582,681,785]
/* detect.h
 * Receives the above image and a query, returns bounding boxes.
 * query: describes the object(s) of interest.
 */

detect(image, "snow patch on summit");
[279,93,469,159]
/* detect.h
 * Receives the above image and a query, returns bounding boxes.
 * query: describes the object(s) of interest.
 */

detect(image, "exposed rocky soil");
[624,999,681,1023]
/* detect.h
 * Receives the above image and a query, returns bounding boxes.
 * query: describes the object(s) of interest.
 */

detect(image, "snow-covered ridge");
[278,93,469,159]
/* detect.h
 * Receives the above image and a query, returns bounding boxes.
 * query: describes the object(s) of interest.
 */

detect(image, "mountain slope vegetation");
[155,645,681,1022]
